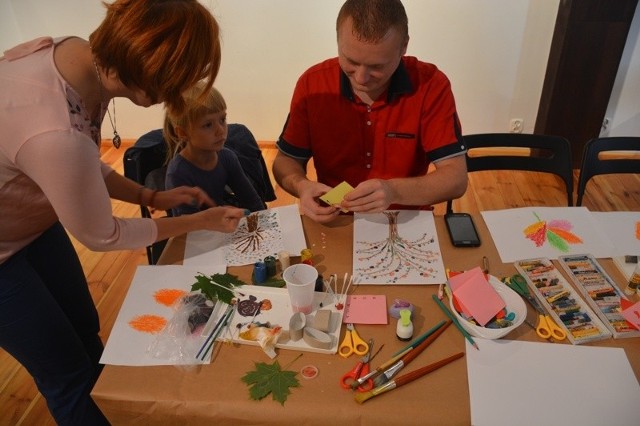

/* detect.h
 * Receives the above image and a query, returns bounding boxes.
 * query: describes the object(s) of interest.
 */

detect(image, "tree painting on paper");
[354,211,442,283]
[225,211,284,265]
[523,212,583,252]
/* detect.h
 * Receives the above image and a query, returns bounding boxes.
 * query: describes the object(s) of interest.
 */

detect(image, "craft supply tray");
[557,254,640,339]
[514,257,611,344]
[209,286,344,354]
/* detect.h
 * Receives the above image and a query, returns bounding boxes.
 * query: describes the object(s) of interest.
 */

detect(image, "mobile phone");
[445,212,481,247]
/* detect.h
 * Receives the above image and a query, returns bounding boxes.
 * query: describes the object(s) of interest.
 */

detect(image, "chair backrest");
[225,124,276,203]
[576,136,640,206]
[446,133,574,213]
[123,129,171,264]
[124,129,167,192]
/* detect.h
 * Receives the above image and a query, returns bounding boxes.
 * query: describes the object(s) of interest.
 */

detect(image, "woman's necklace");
[92,59,121,149]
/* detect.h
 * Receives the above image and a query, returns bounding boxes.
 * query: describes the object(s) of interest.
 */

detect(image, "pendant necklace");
[92,58,121,149]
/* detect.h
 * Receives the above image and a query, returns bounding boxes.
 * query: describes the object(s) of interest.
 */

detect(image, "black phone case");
[445,213,481,247]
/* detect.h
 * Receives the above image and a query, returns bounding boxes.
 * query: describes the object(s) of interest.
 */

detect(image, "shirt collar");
[340,59,413,103]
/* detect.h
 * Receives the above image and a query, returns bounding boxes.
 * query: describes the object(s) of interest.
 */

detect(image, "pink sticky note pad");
[342,295,388,324]
[621,299,640,331]
[449,267,486,317]
[451,267,505,326]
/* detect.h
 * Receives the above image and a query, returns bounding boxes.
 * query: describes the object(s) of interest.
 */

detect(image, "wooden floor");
[1,142,639,425]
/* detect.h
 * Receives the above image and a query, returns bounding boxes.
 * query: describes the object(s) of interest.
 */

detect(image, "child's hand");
[155,186,216,211]
[200,206,246,233]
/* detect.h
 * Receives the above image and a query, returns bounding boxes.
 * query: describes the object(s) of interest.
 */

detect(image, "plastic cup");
[283,264,318,314]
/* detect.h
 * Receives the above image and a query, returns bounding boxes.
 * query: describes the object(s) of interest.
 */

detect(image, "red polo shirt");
[277,56,465,194]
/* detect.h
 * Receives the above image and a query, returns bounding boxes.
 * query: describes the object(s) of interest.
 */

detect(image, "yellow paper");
[319,181,354,211]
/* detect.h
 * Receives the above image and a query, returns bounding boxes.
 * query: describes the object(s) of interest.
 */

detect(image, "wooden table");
[92,214,640,425]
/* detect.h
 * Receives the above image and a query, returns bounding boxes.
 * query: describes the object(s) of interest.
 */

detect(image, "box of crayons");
[514,257,611,345]
[558,254,640,339]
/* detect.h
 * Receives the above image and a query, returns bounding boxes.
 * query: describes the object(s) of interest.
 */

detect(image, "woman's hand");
[150,186,215,211]
[198,206,246,233]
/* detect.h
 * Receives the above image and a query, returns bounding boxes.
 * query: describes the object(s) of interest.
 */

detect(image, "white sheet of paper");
[183,205,306,266]
[482,207,615,262]
[353,210,446,284]
[100,265,225,366]
[466,339,640,426]
[591,211,640,256]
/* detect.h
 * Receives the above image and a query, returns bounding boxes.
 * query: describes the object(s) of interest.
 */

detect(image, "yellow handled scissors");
[504,275,566,341]
[339,323,369,358]
[534,309,566,341]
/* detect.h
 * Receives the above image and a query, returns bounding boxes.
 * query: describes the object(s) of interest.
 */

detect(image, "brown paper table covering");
[92,214,640,425]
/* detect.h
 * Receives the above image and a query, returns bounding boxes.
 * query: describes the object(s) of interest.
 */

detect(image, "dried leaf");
[241,360,300,405]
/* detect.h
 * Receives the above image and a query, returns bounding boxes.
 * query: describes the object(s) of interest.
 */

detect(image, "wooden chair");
[446,133,574,213]
[576,136,640,206]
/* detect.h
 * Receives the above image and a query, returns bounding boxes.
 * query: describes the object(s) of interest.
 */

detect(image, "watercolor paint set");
[514,257,611,345]
[557,254,640,339]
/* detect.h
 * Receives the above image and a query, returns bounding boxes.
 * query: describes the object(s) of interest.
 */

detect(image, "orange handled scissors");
[339,323,369,358]
[340,339,374,392]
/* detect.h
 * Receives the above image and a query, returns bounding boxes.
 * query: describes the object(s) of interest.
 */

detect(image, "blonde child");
[164,84,266,215]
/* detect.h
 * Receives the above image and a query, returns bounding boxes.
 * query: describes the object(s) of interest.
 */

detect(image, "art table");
[92,214,640,425]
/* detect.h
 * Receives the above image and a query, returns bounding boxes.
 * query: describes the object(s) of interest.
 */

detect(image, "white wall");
[1,0,638,142]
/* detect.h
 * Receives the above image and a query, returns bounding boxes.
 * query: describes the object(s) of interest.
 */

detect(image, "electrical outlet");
[509,118,524,133]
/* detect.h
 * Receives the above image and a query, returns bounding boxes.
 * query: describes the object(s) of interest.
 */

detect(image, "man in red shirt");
[273,0,468,223]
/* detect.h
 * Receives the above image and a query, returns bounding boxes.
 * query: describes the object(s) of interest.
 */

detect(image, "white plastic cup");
[283,264,318,314]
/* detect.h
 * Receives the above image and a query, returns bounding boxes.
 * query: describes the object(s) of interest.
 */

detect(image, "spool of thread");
[625,261,640,295]
[301,248,313,265]
[254,261,267,284]
[278,250,290,271]
[264,256,277,278]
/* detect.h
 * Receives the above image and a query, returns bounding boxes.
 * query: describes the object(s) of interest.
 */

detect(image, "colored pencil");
[431,294,479,350]
[355,352,465,404]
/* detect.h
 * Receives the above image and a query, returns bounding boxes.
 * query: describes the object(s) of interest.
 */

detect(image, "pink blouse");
[0,37,157,264]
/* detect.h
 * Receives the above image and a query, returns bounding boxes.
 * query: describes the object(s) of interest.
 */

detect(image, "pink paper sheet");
[342,295,388,324]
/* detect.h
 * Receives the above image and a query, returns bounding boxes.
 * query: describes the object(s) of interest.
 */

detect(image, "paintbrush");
[355,352,465,404]
[372,320,452,387]
[349,346,413,390]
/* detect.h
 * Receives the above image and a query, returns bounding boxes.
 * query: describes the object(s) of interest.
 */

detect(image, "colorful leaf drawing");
[523,212,583,252]
[524,220,546,247]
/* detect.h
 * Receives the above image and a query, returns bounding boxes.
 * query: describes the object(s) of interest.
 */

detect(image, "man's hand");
[298,181,342,223]
[341,179,396,213]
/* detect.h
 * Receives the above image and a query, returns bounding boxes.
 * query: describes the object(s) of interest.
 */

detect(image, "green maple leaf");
[191,273,244,304]
[241,360,300,405]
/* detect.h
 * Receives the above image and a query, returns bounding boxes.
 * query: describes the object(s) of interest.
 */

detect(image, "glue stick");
[624,260,640,296]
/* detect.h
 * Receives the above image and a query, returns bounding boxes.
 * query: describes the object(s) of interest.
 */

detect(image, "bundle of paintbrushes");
[195,302,236,361]
[349,319,464,403]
